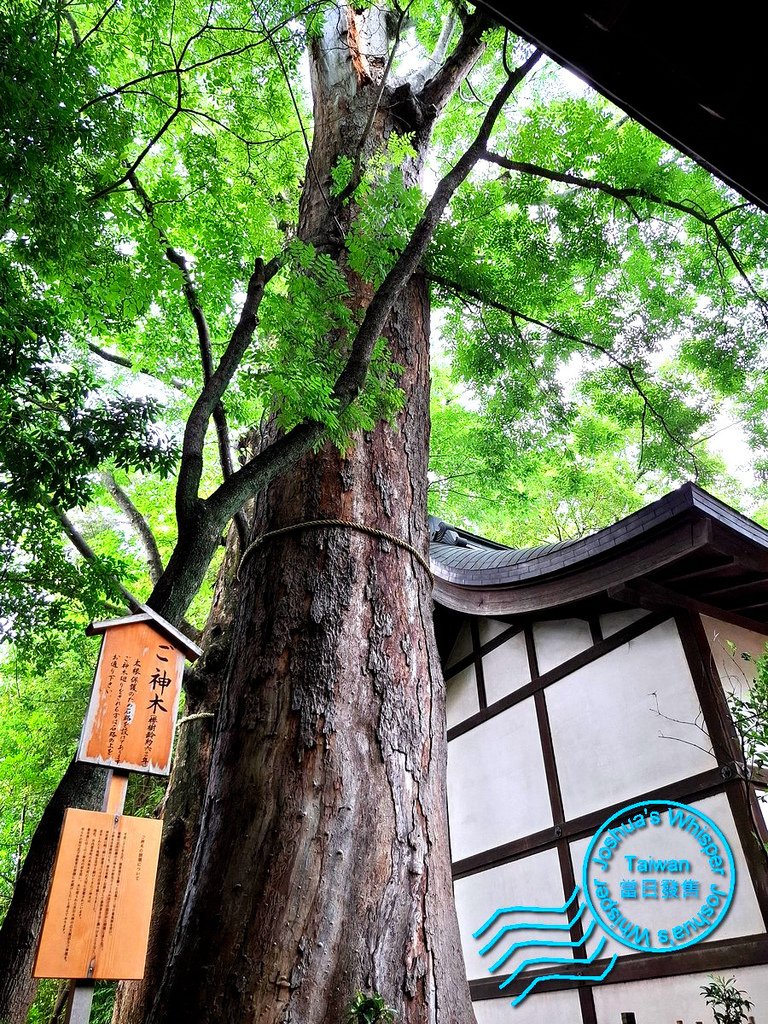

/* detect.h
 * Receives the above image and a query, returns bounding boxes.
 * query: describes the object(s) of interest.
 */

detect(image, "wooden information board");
[78,621,185,775]
[34,808,162,980]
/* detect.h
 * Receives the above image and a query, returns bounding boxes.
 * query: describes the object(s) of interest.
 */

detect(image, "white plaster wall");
[533,618,593,675]
[483,631,531,706]
[447,620,473,669]
[570,791,764,962]
[453,848,570,980]
[479,618,513,646]
[470,957,768,1024]
[700,613,767,700]
[592,964,768,1024]
[447,698,552,861]
[694,792,764,942]
[600,608,650,639]
[447,665,479,730]
[473,989,582,1024]
[730,964,768,1022]
[546,620,714,819]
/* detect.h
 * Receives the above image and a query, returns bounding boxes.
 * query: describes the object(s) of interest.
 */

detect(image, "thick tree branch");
[481,149,768,330]
[175,252,283,525]
[146,48,540,623]
[331,49,541,410]
[128,171,248,548]
[55,510,141,610]
[417,8,494,117]
[87,342,133,369]
[101,472,164,585]
[56,506,200,638]
[205,48,542,528]
[335,3,411,206]
[203,420,326,527]
[408,13,458,94]
[62,11,81,45]
[427,270,701,476]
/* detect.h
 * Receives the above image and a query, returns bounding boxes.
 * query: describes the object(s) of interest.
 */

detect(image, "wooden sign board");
[34,808,162,980]
[78,621,185,775]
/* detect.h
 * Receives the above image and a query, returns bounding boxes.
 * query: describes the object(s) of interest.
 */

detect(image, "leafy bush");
[700,975,753,1024]
[345,991,397,1024]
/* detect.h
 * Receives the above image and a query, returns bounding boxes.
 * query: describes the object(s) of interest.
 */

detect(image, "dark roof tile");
[430,484,768,589]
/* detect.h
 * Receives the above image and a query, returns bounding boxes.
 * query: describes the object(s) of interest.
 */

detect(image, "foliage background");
[3,0,768,1018]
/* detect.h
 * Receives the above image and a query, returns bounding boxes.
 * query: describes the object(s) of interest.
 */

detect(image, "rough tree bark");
[136,7,489,1022]
[145,277,471,1022]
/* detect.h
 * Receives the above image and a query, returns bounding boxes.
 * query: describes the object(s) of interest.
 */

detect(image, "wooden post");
[63,769,129,1024]
[102,769,129,817]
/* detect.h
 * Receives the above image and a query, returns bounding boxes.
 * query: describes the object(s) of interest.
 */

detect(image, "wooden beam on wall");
[678,610,768,930]
[608,579,768,636]
[469,933,768,1000]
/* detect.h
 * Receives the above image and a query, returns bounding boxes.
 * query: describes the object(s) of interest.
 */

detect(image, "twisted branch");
[101,472,165,585]
[128,171,248,547]
[204,48,543,528]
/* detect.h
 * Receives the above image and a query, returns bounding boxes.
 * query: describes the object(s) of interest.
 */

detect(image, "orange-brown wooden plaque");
[34,808,162,980]
[77,621,185,775]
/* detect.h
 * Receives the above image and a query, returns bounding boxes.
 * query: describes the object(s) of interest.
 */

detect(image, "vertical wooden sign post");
[33,605,201,1024]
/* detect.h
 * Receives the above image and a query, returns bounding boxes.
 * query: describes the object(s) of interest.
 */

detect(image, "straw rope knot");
[236,519,433,583]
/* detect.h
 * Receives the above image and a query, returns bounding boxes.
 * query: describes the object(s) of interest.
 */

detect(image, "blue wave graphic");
[491,918,597,973]
[473,885,581,939]
[473,886,617,1005]
[511,955,618,1006]
[478,902,586,956]
[500,936,607,988]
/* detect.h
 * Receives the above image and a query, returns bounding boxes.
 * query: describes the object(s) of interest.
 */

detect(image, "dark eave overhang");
[431,483,768,629]
[476,3,768,214]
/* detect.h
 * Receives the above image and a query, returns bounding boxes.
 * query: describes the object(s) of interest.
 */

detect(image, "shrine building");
[432,483,768,1024]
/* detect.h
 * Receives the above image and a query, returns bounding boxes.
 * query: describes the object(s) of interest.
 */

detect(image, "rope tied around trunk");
[236,519,434,583]
[177,711,215,727]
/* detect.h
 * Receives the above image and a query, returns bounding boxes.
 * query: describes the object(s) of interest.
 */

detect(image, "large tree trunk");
[139,8,476,1022]
[0,761,107,1024]
[1,8,489,1023]
[145,274,472,1024]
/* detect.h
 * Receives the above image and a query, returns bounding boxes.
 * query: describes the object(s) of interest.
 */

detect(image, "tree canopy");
[3,1,768,1019]
[3,0,768,638]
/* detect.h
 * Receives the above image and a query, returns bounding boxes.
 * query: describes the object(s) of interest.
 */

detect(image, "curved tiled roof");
[430,535,579,582]
[430,483,768,590]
